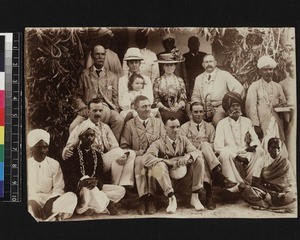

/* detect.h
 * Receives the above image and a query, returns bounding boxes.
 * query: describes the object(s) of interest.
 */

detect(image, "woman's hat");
[169,166,187,179]
[124,47,143,61]
[156,49,185,64]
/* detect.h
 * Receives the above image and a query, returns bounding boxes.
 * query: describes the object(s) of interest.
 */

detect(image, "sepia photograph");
[24,27,297,221]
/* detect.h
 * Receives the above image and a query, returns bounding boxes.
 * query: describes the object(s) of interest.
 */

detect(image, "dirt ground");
[67,189,297,221]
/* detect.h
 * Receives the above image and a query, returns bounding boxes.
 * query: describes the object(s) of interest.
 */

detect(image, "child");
[27,129,77,221]
[62,123,125,216]
[119,73,157,121]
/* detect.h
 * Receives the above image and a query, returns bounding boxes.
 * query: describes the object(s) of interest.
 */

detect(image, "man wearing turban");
[62,98,136,189]
[63,126,125,216]
[245,55,286,141]
[214,92,265,192]
[27,129,77,221]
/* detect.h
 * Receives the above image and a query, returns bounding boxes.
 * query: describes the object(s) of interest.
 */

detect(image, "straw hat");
[156,50,185,64]
[123,47,143,61]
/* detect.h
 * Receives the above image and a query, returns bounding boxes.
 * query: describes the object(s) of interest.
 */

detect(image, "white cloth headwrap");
[76,120,101,137]
[27,129,50,147]
[257,55,277,69]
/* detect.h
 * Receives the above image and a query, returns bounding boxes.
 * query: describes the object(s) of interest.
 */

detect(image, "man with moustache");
[70,44,124,141]
[62,98,135,188]
[191,54,244,126]
[180,102,237,209]
[215,92,264,192]
[120,95,165,215]
[27,129,77,221]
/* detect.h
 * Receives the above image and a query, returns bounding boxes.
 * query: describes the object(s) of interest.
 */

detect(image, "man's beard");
[229,110,242,119]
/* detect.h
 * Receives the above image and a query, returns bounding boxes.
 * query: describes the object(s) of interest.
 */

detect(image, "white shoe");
[190,193,204,211]
[166,195,177,214]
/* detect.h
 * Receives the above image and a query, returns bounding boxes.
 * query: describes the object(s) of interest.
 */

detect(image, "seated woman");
[62,123,125,216]
[119,73,158,122]
[153,51,189,124]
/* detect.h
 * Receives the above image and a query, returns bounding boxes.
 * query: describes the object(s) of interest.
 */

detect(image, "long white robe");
[27,157,77,220]
[214,117,265,191]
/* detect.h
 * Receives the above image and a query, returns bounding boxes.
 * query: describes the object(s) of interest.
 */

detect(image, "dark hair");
[90,43,105,55]
[163,116,179,125]
[132,95,149,109]
[188,36,200,46]
[128,73,145,91]
[87,97,103,109]
[268,137,283,149]
[190,101,203,112]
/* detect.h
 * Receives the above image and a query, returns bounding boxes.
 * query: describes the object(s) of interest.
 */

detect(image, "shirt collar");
[191,120,203,127]
[137,116,149,124]
[93,65,105,72]
[205,68,217,78]
[87,118,100,127]
[166,136,176,144]
[228,116,240,125]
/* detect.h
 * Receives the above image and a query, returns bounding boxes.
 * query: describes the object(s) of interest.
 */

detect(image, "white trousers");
[76,184,125,214]
[102,147,135,186]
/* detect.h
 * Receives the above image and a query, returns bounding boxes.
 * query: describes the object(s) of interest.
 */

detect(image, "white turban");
[27,129,50,148]
[257,55,277,69]
[162,33,175,41]
[76,120,100,137]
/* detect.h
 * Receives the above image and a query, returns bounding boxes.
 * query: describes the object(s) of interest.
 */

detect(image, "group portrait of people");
[25,27,297,221]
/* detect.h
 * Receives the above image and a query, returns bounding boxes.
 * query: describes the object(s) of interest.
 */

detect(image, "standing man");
[215,92,264,192]
[123,29,160,84]
[143,117,206,213]
[246,55,286,141]
[120,95,165,215]
[86,27,123,78]
[191,54,244,126]
[119,47,153,106]
[63,98,135,189]
[183,36,207,100]
[27,129,77,221]
[180,102,237,209]
[71,44,124,141]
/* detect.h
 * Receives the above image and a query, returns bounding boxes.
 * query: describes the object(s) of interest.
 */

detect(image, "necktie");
[172,141,176,150]
[96,69,101,77]
[197,124,200,131]
[143,121,147,128]
[208,75,211,81]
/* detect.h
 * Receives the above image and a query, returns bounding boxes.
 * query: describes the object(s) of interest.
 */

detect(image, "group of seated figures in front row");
[27,40,296,221]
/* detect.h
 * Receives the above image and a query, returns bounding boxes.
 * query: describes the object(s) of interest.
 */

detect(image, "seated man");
[246,137,296,208]
[120,95,166,215]
[70,44,124,141]
[143,117,205,213]
[63,123,125,216]
[63,98,135,188]
[214,92,265,192]
[27,129,77,221]
[180,102,237,209]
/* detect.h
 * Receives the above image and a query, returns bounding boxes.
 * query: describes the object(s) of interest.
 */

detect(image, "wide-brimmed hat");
[169,166,187,179]
[123,47,143,61]
[156,49,185,64]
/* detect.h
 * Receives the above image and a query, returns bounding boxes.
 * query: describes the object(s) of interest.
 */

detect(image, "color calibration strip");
[0,36,4,197]
[1,33,22,202]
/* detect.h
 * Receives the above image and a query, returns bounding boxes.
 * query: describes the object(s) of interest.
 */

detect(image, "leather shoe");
[146,198,156,215]
[137,201,147,215]
[220,178,238,189]
[206,196,216,210]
